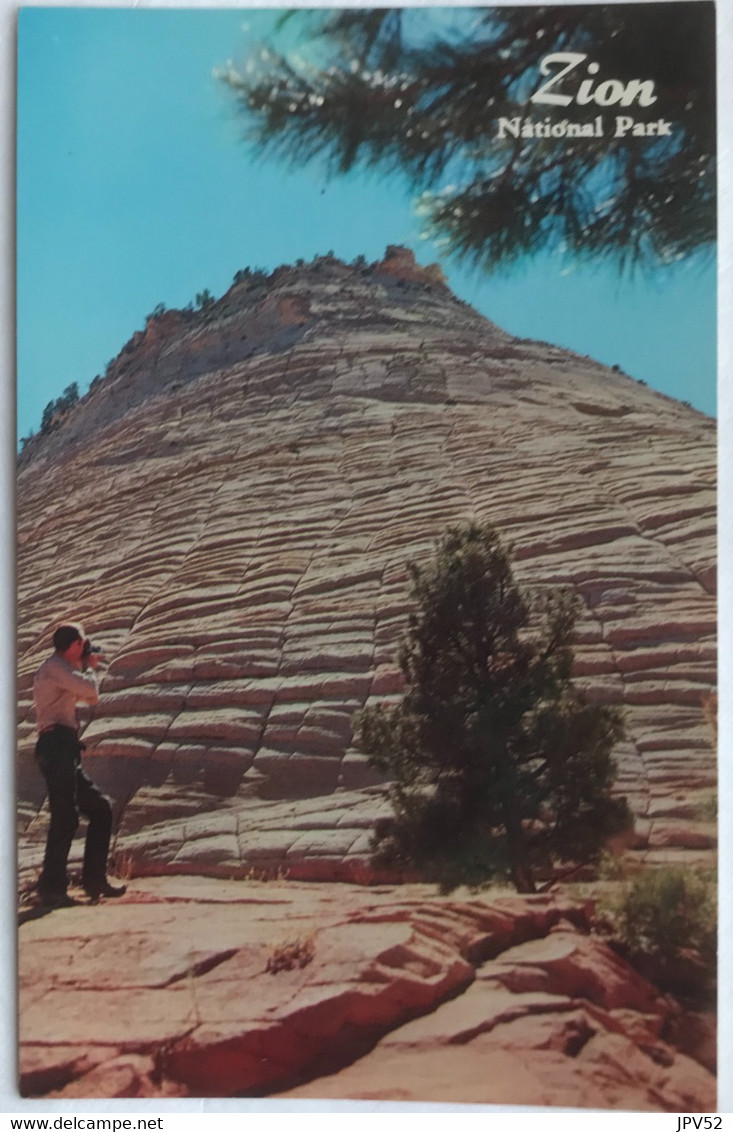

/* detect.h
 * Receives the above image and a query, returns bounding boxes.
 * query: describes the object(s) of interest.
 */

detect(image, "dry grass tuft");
[265,934,316,974]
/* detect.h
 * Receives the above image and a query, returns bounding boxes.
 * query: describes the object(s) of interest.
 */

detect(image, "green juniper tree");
[195,289,216,311]
[219,4,715,273]
[357,522,630,893]
[57,382,79,411]
[39,382,79,435]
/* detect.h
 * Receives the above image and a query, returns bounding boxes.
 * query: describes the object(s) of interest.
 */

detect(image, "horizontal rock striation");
[18,879,715,1107]
[17,249,716,879]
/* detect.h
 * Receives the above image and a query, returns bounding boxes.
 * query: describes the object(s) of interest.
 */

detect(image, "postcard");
[15,3,719,1111]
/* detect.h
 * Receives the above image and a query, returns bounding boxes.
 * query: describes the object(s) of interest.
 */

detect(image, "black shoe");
[84,881,127,901]
[37,889,77,909]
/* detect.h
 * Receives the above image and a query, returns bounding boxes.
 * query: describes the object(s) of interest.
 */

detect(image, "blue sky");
[16,6,717,442]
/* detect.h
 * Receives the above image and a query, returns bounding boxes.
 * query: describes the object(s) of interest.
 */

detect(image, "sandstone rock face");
[18,879,715,1107]
[17,250,716,878]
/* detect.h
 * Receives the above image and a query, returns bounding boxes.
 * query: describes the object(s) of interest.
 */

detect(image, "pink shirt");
[33,653,99,733]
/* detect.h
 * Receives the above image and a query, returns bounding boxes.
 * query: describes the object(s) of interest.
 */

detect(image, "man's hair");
[53,624,84,653]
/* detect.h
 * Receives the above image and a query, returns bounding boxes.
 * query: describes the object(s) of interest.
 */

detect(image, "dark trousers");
[35,726,113,894]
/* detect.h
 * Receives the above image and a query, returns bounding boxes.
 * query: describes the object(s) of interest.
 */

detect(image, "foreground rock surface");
[18,877,715,1108]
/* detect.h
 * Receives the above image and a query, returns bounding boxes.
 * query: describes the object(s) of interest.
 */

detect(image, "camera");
[82,639,105,666]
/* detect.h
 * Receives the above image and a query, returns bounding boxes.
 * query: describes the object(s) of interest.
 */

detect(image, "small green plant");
[596,849,629,883]
[606,866,716,966]
[266,933,315,973]
[39,382,80,435]
[234,267,269,286]
[195,289,215,311]
[698,794,717,820]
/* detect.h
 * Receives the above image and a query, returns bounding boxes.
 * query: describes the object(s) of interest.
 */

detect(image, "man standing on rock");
[32,624,126,907]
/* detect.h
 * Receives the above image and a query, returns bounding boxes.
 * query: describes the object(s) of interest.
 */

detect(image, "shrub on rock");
[357,521,631,893]
[605,866,716,992]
